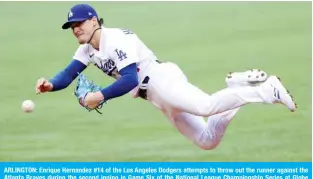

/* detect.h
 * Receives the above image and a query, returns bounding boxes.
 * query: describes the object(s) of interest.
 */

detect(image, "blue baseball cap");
[62,4,98,29]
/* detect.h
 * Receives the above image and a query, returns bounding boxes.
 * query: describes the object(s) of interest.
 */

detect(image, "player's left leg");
[163,108,239,150]
[198,108,240,149]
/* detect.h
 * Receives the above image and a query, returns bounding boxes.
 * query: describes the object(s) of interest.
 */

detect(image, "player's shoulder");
[103,27,136,38]
[75,44,93,55]
[104,27,133,33]
[101,27,136,49]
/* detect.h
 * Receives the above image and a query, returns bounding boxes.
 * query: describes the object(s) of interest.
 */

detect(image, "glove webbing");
[76,73,105,114]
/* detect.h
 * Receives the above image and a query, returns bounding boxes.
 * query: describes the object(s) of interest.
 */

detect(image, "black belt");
[138,76,150,100]
[138,60,162,100]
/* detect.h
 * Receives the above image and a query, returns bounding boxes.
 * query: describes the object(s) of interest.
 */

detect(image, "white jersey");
[73,27,159,97]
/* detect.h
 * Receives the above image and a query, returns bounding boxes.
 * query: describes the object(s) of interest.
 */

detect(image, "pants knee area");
[194,106,212,117]
[195,140,220,150]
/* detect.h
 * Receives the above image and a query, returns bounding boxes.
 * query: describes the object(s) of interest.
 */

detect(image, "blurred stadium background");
[0,2,311,161]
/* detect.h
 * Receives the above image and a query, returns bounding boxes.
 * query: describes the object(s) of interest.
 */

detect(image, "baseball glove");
[74,73,105,114]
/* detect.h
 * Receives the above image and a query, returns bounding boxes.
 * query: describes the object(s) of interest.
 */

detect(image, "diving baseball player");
[35,4,297,150]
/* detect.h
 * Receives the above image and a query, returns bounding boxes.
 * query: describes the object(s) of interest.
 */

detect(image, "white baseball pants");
[144,62,271,150]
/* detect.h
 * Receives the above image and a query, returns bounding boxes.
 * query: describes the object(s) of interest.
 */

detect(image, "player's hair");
[98,18,104,26]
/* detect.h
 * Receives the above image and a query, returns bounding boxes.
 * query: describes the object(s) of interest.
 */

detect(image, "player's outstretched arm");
[83,63,138,109]
[35,59,87,94]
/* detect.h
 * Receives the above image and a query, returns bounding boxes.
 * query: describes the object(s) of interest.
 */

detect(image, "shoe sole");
[269,76,297,112]
[226,69,268,87]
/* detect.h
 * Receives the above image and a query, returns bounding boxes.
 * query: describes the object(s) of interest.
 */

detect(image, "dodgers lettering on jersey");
[72,27,159,96]
[95,58,120,78]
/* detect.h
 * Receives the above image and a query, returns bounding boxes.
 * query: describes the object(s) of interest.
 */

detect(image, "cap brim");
[61,18,88,29]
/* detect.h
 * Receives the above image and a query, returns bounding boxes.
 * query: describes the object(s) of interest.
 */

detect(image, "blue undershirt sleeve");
[100,63,139,100]
[49,60,87,91]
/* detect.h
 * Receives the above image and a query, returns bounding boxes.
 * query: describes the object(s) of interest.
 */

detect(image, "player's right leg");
[148,67,290,150]
[225,69,268,88]
[207,68,269,122]
[194,69,269,149]
[147,63,296,118]
[192,69,269,149]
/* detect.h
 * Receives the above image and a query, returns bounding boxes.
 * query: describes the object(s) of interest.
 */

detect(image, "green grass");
[0,2,311,161]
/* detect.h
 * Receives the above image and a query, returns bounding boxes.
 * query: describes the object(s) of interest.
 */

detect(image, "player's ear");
[92,17,98,27]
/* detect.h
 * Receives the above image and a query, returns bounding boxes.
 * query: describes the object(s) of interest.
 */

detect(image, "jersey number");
[121,28,133,35]
[115,49,127,61]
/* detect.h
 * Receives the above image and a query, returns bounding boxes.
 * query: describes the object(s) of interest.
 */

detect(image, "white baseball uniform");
[73,27,274,150]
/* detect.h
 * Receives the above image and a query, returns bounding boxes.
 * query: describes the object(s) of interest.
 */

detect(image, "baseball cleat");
[226,69,268,87]
[262,76,297,112]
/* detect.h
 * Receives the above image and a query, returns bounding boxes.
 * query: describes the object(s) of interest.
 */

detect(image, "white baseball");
[22,100,35,113]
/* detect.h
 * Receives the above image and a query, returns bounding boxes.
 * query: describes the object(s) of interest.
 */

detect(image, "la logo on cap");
[68,11,73,18]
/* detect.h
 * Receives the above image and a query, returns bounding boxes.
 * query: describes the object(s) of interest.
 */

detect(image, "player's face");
[71,19,96,44]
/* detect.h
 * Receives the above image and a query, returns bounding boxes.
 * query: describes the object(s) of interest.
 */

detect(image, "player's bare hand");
[36,78,53,94]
